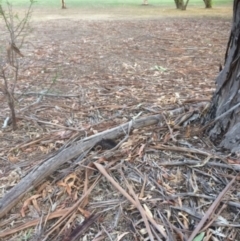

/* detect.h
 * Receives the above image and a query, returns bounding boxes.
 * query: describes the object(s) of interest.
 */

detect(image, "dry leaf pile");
[0,16,239,241]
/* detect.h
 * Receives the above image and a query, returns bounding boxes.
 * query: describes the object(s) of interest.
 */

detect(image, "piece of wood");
[0,114,162,218]
[0,102,208,218]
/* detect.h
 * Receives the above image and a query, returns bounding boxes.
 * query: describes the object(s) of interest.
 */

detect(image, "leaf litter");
[0,15,240,241]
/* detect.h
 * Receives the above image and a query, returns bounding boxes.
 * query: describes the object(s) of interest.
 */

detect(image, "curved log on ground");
[0,102,208,218]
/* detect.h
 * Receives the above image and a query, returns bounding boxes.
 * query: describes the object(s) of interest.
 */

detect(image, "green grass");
[4,0,233,8]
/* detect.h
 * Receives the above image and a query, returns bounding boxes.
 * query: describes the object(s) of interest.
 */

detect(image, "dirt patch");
[1,9,238,241]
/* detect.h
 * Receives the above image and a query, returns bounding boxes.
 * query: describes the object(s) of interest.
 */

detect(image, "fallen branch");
[153,159,240,171]
[0,114,162,218]
[15,91,82,98]
[0,102,208,219]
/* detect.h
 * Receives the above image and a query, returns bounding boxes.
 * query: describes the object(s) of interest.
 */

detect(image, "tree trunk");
[61,0,67,9]
[182,0,190,10]
[174,0,189,10]
[174,0,183,9]
[205,0,240,153]
[203,0,212,8]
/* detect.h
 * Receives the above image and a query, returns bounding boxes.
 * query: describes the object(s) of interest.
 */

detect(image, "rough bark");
[205,0,240,153]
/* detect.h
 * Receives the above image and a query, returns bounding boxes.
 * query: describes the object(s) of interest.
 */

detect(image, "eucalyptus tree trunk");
[205,0,240,153]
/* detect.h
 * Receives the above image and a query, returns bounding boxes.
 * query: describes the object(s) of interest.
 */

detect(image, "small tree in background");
[203,0,212,8]
[0,0,34,130]
[174,0,183,9]
[174,0,190,10]
[61,0,67,9]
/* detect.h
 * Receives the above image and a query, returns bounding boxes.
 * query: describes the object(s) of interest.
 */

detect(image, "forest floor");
[1,5,239,241]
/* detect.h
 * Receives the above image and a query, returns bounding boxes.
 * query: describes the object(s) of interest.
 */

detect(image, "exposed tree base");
[205,0,240,154]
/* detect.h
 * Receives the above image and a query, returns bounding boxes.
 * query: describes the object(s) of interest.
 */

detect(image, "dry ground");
[1,6,239,241]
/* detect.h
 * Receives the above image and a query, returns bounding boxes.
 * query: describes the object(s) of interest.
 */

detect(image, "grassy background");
[5,0,233,8]
[0,0,232,21]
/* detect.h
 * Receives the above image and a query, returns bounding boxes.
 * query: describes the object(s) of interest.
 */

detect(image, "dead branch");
[0,113,162,218]
[15,91,82,97]
[0,102,208,219]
